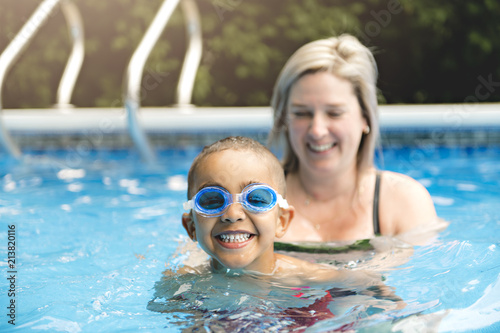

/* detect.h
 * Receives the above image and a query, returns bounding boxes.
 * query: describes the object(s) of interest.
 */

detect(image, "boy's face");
[182,149,294,274]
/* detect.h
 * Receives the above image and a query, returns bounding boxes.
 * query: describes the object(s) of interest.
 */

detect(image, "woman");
[269,34,439,242]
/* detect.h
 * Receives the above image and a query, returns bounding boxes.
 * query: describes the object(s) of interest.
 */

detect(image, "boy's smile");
[215,231,254,249]
[182,149,294,274]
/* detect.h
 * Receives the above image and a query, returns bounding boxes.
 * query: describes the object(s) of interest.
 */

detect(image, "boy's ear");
[182,212,197,241]
[275,205,295,238]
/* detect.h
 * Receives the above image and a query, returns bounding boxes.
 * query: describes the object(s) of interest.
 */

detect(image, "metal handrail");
[0,0,84,159]
[123,0,181,164]
[56,0,85,108]
[176,0,203,107]
[124,0,203,163]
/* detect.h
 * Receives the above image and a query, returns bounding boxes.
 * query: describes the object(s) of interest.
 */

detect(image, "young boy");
[149,136,402,331]
[181,136,355,281]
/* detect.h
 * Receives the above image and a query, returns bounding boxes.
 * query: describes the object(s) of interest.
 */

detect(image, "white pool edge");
[3,103,500,134]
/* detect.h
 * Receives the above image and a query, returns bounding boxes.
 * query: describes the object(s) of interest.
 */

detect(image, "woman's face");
[287,71,367,176]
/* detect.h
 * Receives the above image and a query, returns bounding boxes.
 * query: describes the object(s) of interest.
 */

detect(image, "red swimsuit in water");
[283,288,357,331]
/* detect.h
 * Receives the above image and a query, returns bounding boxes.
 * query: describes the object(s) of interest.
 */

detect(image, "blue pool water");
[1,145,499,332]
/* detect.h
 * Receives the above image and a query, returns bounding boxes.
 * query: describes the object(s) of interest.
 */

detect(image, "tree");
[1,0,499,108]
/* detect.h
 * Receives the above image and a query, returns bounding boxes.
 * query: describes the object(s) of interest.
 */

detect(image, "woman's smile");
[307,141,338,153]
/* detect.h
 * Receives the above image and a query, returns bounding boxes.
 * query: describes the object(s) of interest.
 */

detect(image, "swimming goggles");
[183,183,289,218]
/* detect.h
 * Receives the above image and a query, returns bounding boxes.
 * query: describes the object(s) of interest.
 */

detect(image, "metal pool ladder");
[0,0,202,164]
[124,0,202,163]
[0,0,84,160]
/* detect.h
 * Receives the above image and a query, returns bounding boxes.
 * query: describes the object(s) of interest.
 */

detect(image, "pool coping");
[3,103,500,148]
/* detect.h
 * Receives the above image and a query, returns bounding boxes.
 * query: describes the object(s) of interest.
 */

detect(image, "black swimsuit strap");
[373,171,382,236]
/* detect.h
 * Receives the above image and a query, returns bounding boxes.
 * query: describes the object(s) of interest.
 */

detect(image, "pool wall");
[2,103,500,150]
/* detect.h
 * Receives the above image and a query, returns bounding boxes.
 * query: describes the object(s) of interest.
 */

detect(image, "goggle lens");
[246,188,274,209]
[198,191,226,210]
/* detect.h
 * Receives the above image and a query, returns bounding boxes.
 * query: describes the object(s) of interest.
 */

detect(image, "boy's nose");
[221,203,245,223]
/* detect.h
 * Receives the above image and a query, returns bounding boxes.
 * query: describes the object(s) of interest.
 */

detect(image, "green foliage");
[1,0,499,108]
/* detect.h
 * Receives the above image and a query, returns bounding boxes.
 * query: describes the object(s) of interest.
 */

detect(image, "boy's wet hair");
[187,136,286,198]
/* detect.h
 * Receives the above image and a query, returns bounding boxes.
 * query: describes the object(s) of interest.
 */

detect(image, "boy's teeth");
[309,143,334,152]
[219,233,251,243]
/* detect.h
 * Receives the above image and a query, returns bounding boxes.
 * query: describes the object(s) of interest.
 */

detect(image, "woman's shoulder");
[379,170,425,191]
[379,170,432,200]
[378,170,437,234]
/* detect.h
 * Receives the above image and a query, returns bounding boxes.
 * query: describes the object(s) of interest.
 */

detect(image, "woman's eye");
[291,111,313,118]
[326,109,344,118]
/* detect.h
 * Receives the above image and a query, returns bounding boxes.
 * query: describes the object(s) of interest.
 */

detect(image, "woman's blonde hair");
[269,34,379,175]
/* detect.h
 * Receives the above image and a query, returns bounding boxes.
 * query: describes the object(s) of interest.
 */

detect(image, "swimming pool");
[1,144,499,332]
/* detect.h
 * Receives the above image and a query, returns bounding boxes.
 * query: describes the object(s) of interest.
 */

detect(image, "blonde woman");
[269,34,439,242]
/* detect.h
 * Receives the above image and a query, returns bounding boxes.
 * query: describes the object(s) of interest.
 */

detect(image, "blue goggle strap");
[276,194,289,209]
